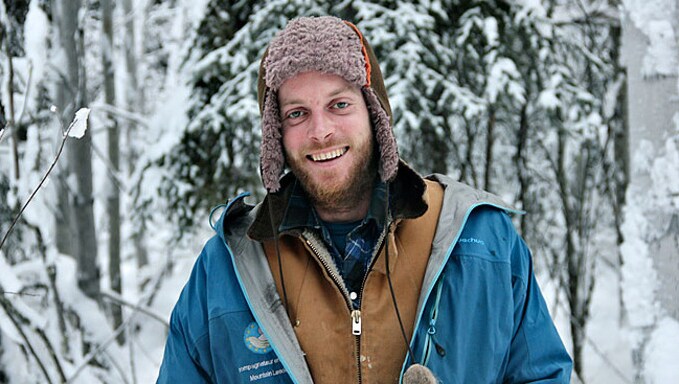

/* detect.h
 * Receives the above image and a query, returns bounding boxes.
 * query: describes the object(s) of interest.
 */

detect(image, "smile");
[308,147,348,162]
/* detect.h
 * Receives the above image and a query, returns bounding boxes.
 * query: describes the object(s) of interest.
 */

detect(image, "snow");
[645,317,679,383]
[620,203,659,328]
[486,58,525,104]
[24,2,49,109]
[642,20,679,77]
[483,17,499,47]
[624,0,679,77]
[66,108,91,139]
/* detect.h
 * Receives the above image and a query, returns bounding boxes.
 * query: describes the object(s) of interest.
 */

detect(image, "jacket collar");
[247,160,428,241]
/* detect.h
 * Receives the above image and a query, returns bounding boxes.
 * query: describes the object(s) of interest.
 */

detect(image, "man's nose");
[308,111,334,143]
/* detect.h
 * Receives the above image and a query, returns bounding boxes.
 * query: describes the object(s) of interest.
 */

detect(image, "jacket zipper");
[303,222,390,384]
[422,273,445,365]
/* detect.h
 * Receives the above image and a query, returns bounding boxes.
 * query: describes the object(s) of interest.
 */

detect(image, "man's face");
[279,71,376,212]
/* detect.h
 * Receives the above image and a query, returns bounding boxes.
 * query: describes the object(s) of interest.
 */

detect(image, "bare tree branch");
[0,108,77,253]
[100,290,168,326]
[0,296,55,384]
[65,285,168,383]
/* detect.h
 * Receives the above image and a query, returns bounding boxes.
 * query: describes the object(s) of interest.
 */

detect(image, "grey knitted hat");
[257,16,399,192]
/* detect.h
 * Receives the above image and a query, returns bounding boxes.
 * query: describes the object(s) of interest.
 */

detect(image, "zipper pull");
[351,310,362,335]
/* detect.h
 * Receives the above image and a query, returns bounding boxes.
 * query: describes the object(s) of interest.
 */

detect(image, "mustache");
[302,142,346,153]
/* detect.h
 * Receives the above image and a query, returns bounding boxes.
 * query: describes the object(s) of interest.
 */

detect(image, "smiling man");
[279,71,376,222]
[157,16,572,384]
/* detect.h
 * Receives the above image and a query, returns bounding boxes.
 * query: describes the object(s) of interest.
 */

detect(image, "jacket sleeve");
[157,251,213,383]
[504,234,573,383]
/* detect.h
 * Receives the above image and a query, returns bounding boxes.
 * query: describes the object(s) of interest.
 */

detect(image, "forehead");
[278,71,362,105]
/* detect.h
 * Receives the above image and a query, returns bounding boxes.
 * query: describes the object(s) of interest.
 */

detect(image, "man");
[158,16,572,383]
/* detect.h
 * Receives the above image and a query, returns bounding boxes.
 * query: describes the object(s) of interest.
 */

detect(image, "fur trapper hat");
[257,16,398,192]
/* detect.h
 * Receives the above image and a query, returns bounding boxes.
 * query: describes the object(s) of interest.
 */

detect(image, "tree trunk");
[608,20,629,326]
[515,102,529,236]
[484,105,495,192]
[122,0,149,269]
[2,23,20,180]
[53,0,100,300]
[52,0,75,257]
[101,0,124,344]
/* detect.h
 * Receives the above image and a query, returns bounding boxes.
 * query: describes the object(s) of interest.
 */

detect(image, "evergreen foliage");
[158,0,341,229]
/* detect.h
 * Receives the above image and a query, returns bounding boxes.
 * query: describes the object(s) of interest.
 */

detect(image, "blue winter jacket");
[157,173,572,383]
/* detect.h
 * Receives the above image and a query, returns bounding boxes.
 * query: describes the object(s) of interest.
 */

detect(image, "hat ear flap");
[260,88,284,192]
[363,87,398,183]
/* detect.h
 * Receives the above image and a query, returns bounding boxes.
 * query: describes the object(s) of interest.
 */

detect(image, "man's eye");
[287,110,303,119]
[333,102,349,109]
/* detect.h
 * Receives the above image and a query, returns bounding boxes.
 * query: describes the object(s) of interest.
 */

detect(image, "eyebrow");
[280,85,358,109]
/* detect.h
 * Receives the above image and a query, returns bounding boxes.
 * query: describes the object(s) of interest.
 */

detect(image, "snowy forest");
[0,0,678,382]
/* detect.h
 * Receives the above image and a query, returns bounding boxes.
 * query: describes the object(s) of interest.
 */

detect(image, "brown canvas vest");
[263,180,444,383]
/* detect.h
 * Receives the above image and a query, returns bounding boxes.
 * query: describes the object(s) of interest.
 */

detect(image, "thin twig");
[89,141,127,193]
[23,220,71,358]
[1,291,42,297]
[556,300,633,383]
[0,296,55,384]
[128,324,138,384]
[103,349,131,384]
[14,61,33,128]
[100,290,168,326]
[0,110,72,252]
[90,102,149,128]
[66,309,133,383]
[66,270,171,383]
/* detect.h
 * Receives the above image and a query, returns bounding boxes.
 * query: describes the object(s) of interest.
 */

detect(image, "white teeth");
[311,148,346,162]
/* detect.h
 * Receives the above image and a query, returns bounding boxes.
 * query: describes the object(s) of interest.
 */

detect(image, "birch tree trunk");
[52,0,74,258]
[122,0,149,270]
[1,21,19,181]
[101,0,123,343]
[53,0,100,300]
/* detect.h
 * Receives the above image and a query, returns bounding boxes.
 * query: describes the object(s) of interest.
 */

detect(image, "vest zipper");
[303,237,350,302]
[303,236,362,382]
[351,310,362,335]
[353,220,392,383]
[302,220,392,384]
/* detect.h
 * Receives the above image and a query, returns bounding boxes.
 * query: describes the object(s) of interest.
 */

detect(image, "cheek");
[351,121,373,145]
[282,129,305,156]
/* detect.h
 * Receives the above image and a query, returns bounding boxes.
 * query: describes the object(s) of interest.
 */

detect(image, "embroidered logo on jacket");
[244,322,272,354]
[458,237,486,245]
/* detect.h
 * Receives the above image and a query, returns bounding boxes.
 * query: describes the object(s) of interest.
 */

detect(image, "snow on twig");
[66,108,90,138]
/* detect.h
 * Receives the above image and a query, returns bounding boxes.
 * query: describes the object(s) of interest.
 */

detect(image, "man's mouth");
[307,147,348,162]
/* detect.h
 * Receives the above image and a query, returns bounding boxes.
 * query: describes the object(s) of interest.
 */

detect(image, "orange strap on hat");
[343,21,372,88]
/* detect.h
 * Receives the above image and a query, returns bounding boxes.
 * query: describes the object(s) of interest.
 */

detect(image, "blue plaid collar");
[278,179,388,234]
